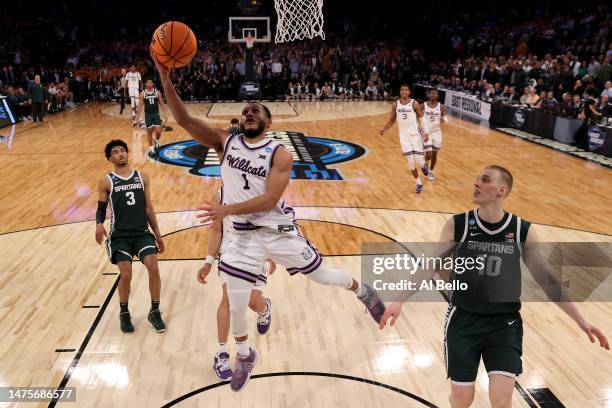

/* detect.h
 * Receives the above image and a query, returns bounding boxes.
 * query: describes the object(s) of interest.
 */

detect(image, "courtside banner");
[444,90,491,121]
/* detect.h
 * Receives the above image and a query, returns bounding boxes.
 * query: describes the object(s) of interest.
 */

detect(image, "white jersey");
[396,99,419,135]
[424,101,442,133]
[220,134,294,230]
[125,71,141,89]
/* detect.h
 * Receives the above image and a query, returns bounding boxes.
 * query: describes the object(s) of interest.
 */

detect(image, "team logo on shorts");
[157,131,366,180]
[301,246,314,260]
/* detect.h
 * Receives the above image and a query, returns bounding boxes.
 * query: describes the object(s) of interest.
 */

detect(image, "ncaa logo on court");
[157,131,366,180]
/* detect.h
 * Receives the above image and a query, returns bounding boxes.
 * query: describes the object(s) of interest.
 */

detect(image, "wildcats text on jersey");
[157,131,366,180]
[225,155,267,177]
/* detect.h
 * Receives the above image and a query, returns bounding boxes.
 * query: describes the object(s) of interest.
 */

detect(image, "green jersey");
[143,89,160,116]
[450,209,531,316]
[107,170,149,238]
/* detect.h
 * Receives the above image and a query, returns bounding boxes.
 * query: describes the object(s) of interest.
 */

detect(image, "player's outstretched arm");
[379,101,397,135]
[141,172,165,254]
[150,48,226,152]
[197,148,293,224]
[379,216,456,329]
[95,177,110,245]
[523,227,609,350]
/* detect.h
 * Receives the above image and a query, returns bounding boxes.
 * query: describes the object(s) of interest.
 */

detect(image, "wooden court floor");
[0,101,611,408]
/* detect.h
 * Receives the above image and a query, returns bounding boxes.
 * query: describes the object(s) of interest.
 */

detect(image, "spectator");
[601,81,612,98]
[526,88,540,107]
[519,86,530,105]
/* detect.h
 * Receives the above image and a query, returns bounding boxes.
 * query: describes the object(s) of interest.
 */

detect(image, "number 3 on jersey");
[125,191,136,205]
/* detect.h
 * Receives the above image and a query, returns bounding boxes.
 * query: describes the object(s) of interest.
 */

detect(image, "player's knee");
[228,294,249,314]
[489,392,512,408]
[119,270,132,281]
[450,387,475,408]
[489,385,513,408]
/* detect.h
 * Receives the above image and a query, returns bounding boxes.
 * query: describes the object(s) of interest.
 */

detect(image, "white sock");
[218,343,228,355]
[416,177,422,185]
[236,340,250,357]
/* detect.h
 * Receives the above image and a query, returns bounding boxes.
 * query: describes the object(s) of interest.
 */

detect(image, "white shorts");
[424,130,442,151]
[218,229,267,291]
[219,225,321,288]
[399,132,425,156]
[128,88,139,106]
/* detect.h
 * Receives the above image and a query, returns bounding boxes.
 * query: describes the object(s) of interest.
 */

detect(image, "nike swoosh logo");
[231,147,241,150]
[507,320,516,326]
[470,233,481,236]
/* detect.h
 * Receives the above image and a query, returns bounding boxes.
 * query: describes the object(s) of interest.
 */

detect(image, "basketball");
[151,21,197,68]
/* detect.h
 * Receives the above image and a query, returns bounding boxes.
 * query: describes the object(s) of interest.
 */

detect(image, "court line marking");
[45,214,537,408]
[159,371,439,408]
[45,217,435,408]
[2,206,609,237]
[47,277,119,408]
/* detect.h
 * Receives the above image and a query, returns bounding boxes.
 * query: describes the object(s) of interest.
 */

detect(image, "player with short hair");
[95,139,166,334]
[125,65,142,127]
[380,165,609,408]
[136,78,168,158]
[379,84,430,193]
[152,50,386,392]
[422,88,447,181]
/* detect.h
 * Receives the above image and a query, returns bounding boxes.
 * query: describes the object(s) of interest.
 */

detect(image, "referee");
[119,68,127,115]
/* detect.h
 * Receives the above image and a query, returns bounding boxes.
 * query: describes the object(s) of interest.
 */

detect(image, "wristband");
[204,255,215,265]
[96,201,108,224]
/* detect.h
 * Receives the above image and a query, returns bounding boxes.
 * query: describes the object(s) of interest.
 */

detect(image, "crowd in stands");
[1,0,610,122]
[419,3,612,121]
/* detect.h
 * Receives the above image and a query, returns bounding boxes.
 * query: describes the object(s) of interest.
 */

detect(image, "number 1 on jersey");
[242,174,250,190]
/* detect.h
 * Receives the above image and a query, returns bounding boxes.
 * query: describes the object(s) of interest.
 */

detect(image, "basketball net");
[274,0,325,43]
[245,34,255,49]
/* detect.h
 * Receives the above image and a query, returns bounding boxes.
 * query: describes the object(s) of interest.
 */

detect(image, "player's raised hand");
[197,201,226,224]
[578,319,610,350]
[156,236,165,254]
[95,224,107,245]
[150,46,170,80]
[197,263,212,284]
[379,302,403,330]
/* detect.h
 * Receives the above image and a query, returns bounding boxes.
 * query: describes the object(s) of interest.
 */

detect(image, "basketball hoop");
[245,34,255,49]
[274,0,325,43]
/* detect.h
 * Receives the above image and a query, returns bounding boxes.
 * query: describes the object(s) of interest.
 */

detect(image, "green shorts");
[444,305,523,384]
[145,113,161,128]
[106,232,158,264]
